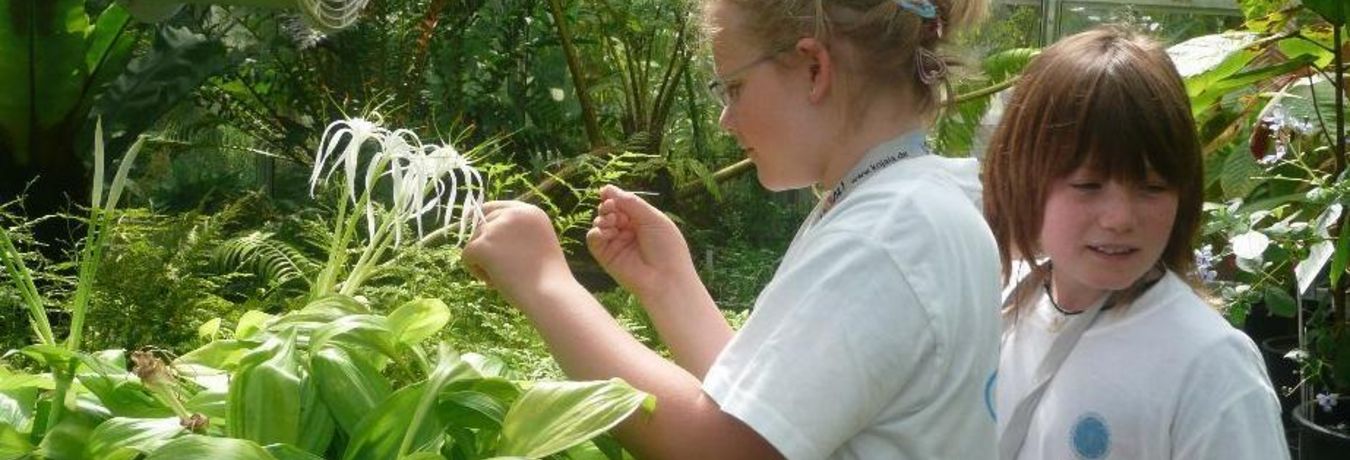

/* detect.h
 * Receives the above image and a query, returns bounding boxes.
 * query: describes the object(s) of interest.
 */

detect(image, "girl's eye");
[726,82,744,100]
[1070,182,1101,191]
[1143,183,1171,193]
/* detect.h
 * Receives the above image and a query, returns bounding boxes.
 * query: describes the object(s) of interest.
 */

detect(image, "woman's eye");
[1143,183,1171,193]
[1070,182,1101,191]
[726,82,744,99]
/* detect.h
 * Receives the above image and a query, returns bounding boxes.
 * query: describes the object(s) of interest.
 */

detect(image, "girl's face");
[708,2,826,191]
[1040,166,1178,308]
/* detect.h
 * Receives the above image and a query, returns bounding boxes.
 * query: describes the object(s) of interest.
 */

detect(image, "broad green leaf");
[145,435,276,460]
[343,345,477,460]
[93,26,233,160]
[0,0,89,163]
[177,339,257,371]
[0,368,53,391]
[296,375,335,454]
[1263,285,1297,317]
[236,310,274,339]
[310,315,397,359]
[1221,147,1262,200]
[15,344,75,368]
[387,299,451,346]
[496,379,653,458]
[76,2,138,129]
[74,371,172,418]
[400,453,446,460]
[184,390,228,422]
[1332,210,1350,287]
[35,408,105,460]
[982,48,1038,81]
[198,318,223,339]
[0,395,23,428]
[310,346,392,434]
[84,417,184,460]
[229,333,302,446]
[0,423,33,460]
[341,383,434,460]
[265,444,325,460]
[1304,0,1347,25]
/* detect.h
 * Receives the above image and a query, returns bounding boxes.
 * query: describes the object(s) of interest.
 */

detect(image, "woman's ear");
[795,37,832,104]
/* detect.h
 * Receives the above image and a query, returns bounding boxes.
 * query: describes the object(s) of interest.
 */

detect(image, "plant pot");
[1243,301,1299,343]
[1262,335,1301,422]
[1293,396,1350,459]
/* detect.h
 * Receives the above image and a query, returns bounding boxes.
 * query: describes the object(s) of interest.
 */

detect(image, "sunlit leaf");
[84,417,184,460]
[496,379,652,458]
[145,435,276,460]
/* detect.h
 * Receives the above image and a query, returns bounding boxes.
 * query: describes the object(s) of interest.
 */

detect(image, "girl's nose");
[718,104,734,132]
[1097,187,1139,233]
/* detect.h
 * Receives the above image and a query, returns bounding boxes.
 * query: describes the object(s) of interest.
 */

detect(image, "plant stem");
[1334,23,1348,324]
[0,227,53,346]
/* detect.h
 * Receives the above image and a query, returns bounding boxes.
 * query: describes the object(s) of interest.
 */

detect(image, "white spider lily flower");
[311,116,387,203]
[311,116,485,246]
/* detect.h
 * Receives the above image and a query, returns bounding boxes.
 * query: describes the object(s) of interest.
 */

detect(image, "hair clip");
[916,47,948,85]
[894,0,938,20]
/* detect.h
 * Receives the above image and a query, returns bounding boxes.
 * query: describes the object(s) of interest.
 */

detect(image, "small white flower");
[1230,230,1270,261]
[1284,348,1308,362]
[550,88,566,101]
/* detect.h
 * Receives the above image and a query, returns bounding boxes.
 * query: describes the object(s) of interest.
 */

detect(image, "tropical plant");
[0,118,654,459]
[1180,0,1347,410]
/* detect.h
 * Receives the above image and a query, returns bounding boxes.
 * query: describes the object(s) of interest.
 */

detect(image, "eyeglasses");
[707,51,783,107]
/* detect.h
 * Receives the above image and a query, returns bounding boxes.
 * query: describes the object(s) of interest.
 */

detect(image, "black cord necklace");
[1042,272,1084,316]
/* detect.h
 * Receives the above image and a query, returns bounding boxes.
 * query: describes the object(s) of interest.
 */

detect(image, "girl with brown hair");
[463,0,1004,458]
[984,25,1288,460]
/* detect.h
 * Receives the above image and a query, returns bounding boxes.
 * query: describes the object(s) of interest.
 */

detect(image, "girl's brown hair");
[982,25,1203,285]
[702,0,987,115]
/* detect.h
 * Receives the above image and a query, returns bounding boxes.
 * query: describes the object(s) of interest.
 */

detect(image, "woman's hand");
[462,201,573,306]
[587,185,697,300]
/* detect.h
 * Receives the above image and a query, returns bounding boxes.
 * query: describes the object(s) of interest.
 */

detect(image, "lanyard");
[815,131,931,220]
[997,273,1110,460]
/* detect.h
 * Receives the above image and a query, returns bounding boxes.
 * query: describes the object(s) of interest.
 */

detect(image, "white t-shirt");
[703,133,1003,460]
[997,270,1289,460]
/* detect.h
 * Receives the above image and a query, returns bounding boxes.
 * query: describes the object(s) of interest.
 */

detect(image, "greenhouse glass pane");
[963,2,1043,55]
[1056,1,1243,45]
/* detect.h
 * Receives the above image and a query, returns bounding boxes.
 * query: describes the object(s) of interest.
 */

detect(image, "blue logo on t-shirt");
[1070,412,1111,459]
[984,372,997,421]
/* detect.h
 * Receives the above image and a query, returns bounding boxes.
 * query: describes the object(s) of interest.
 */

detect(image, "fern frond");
[212,231,316,288]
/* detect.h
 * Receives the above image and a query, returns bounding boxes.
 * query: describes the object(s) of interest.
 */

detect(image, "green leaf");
[229,333,303,446]
[296,374,335,454]
[264,443,326,460]
[1304,0,1347,25]
[0,0,89,164]
[93,25,233,160]
[74,371,172,418]
[84,417,184,460]
[236,310,274,340]
[15,344,75,368]
[496,379,653,458]
[387,299,451,346]
[0,368,52,391]
[36,408,105,460]
[1221,146,1262,200]
[310,346,392,435]
[1332,213,1350,287]
[1263,285,1297,318]
[309,315,397,359]
[0,423,33,460]
[343,345,477,460]
[198,318,223,339]
[146,435,276,460]
[177,339,257,371]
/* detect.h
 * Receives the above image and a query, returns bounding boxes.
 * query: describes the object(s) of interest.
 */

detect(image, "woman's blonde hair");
[702,0,987,115]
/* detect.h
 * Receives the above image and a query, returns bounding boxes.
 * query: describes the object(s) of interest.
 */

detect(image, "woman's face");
[707,2,827,191]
